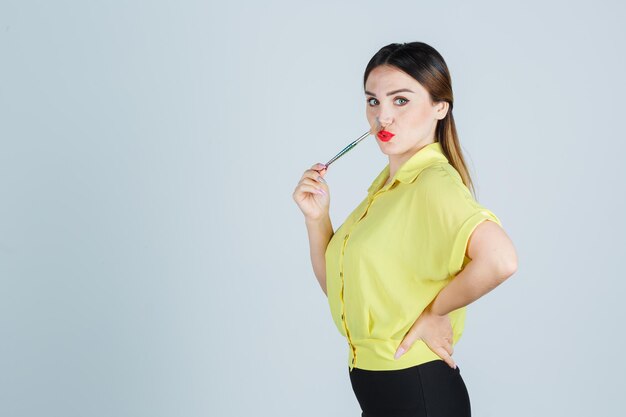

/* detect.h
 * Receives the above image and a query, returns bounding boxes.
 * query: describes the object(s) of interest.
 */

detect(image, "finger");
[297,183,326,196]
[434,347,456,369]
[394,333,416,359]
[299,177,327,190]
[294,180,327,196]
[302,168,328,183]
[297,180,328,197]
[310,163,328,173]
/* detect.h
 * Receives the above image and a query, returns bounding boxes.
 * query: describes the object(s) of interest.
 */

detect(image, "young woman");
[293,42,518,417]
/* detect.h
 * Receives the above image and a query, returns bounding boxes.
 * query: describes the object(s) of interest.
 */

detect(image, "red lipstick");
[377,130,395,142]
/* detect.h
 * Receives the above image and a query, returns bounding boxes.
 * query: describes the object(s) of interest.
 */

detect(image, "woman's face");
[364,65,448,157]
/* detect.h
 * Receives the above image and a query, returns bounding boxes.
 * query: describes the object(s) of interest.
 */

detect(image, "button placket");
[339,231,359,371]
[340,194,380,372]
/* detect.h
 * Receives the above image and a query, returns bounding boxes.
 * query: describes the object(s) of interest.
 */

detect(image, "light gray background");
[1,1,624,416]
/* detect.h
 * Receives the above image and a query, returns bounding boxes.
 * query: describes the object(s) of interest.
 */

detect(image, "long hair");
[363,42,477,197]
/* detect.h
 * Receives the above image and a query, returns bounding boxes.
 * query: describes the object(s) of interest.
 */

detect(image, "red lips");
[377,130,395,142]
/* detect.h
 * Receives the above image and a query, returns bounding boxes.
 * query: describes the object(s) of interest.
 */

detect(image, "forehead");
[365,65,426,95]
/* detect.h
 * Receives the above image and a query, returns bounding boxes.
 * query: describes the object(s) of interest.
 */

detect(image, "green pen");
[317,124,382,172]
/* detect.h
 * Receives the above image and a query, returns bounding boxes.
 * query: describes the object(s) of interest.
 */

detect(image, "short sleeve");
[448,207,502,277]
[419,166,502,278]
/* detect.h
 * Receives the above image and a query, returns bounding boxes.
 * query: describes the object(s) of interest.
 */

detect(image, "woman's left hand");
[394,303,457,369]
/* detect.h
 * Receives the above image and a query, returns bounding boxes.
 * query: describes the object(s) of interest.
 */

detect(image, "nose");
[376,107,394,130]
[376,115,392,131]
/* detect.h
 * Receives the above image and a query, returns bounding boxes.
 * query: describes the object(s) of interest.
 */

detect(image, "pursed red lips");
[377,130,395,142]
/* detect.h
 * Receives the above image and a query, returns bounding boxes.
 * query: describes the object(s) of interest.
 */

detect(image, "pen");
[316,127,378,172]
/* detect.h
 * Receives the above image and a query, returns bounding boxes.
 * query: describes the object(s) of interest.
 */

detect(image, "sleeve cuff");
[448,210,502,277]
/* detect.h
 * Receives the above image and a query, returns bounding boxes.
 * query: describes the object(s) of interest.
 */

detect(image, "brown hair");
[363,42,478,197]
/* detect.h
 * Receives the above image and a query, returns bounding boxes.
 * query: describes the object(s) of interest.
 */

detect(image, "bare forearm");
[305,215,334,296]
[429,258,516,316]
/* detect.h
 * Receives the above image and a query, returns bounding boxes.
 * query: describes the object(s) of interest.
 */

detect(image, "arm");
[429,219,518,316]
[394,219,518,367]
[305,215,334,297]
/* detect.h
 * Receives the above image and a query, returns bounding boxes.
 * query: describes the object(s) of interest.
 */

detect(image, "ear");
[434,101,449,120]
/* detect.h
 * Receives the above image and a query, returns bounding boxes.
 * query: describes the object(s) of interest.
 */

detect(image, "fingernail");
[317,176,326,183]
[394,347,405,359]
[317,189,326,195]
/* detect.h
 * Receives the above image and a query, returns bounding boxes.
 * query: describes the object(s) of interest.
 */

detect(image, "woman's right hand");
[292,163,330,221]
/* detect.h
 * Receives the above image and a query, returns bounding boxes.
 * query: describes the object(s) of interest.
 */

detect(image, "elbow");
[498,250,518,280]
[502,259,518,279]
[493,233,519,280]
[320,276,328,297]
[481,244,518,282]
[467,221,518,281]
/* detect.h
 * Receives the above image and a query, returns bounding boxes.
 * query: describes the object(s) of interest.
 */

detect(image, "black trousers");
[348,359,471,417]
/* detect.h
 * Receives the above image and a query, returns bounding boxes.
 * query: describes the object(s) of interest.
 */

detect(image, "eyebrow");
[364,88,415,97]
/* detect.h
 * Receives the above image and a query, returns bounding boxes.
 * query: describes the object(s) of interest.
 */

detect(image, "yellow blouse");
[325,141,502,371]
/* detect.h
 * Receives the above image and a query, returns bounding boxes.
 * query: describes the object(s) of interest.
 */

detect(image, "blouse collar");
[367,141,448,196]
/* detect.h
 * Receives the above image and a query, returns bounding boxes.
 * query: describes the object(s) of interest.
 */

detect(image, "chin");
[378,142,415,158]
[377,147,399,156]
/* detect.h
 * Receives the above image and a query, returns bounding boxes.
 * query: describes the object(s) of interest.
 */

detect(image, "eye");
[394,97,409,105]
[367,97,409,107]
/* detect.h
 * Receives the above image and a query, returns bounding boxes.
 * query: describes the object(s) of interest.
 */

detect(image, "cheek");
[408,104,434,127]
